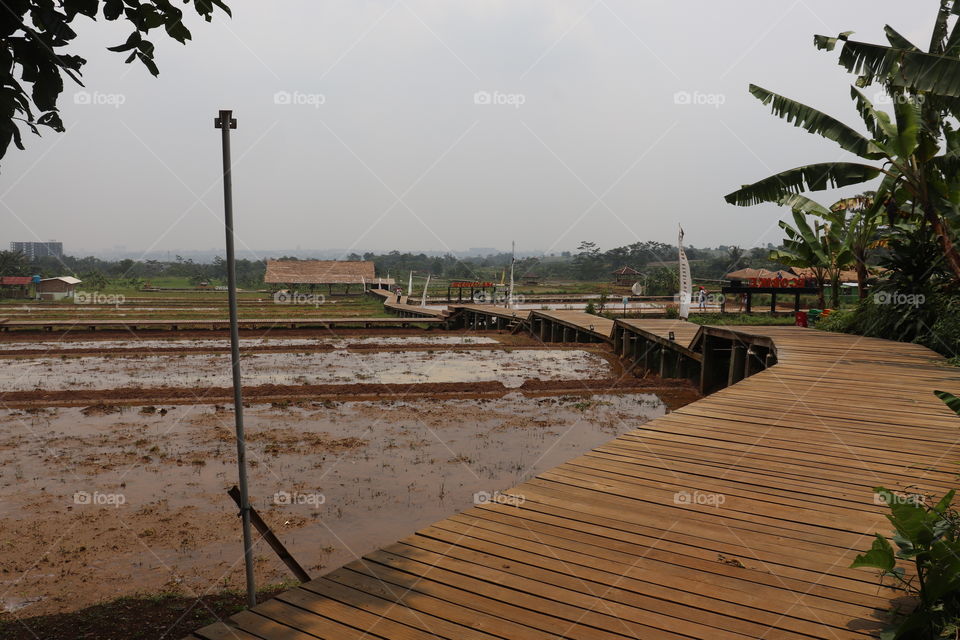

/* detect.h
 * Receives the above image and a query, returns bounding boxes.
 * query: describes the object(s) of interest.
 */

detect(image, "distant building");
[10,241,63,260]
[37,276,81,301]
[611,265,641,285]
[264,259,393,294]
[0,276,34,299]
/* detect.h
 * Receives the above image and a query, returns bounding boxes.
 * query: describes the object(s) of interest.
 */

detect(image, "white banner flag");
[678,226,692,319]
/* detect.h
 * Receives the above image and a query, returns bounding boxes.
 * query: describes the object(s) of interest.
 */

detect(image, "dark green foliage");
[854,482,960,637]
[849,396,960,639]
[818,294,960,359]
[0,0,231,162]
[725,163,882,207]
[748,84,878,157]
[815,307,859,333]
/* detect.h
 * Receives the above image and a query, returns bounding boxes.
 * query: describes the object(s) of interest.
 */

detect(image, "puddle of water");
[0,392,667,615]
[0,349,609,391]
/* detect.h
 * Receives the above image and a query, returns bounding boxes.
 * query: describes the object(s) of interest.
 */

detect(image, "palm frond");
[749,85,879,158]
[884,25,919,51]
[778,194,831,216]
[725,163,882,207]
[930,0,958,54]
[934,390,960,417]
[828,38,960,96]
[814,31,854,52]
[945,11,960,57]
[850,87,896,141]
[892,96,922,157]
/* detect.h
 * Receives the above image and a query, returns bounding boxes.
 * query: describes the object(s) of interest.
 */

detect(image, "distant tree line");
[0,239,788,294]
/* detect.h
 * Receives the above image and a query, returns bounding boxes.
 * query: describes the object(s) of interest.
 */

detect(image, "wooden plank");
[181,318,956,640]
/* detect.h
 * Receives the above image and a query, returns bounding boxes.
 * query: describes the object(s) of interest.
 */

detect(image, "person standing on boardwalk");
[395,287,402,303]
[697,286,707,311]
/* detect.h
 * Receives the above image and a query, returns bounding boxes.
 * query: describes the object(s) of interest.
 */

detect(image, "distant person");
[697,286,707,311]
[395,287,402,303]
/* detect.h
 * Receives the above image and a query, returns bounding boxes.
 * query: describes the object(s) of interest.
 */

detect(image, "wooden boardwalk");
[187,322,960,640]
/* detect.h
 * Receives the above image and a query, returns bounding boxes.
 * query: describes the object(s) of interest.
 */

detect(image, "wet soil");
[0,391,697,618]
[0,348,614,393]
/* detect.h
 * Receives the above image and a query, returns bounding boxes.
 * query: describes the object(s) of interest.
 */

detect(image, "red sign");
[450,281,494,288]
[748,277,805,289]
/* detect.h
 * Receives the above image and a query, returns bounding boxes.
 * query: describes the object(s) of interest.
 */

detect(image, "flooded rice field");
[0,334,498,353]
[0,328,700,623]
[0,348,611,391]
[0,392,675,616]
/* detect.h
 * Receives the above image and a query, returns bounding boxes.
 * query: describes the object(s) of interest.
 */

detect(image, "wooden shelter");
[264,260,391,295]
[0,276,33,299]
[611,265,640,284]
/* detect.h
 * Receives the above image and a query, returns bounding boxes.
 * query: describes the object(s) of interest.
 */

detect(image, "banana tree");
[832,193,884,299]
[769,209,854,308]
[725,0,960,284]
[781,193,883,299]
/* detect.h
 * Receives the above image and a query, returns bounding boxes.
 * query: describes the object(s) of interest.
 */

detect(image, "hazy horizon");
[2,1,935,261]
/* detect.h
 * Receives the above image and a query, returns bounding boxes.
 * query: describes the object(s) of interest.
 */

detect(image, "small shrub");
[850,392,960,639]
[817,308,857,333]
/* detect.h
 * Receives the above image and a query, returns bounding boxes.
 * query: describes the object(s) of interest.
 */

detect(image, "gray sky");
[1,1,935,258]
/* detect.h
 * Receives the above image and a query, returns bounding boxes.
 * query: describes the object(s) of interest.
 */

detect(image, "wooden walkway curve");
[186,322,960,640]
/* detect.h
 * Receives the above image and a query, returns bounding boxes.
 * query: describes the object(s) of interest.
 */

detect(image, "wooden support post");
[728,343,747,387]
[563,326,571,342]
[745,348,759,378]
[613,326,622,355]
[227,486,311,583]
[700,334,731,395]
[771,292,777,314]
[745,292,752,314]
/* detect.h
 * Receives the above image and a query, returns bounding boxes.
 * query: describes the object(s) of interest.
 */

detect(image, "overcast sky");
[0,1,935,258]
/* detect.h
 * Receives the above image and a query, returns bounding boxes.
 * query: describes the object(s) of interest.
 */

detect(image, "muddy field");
[0,328,699,623]
[0,348,612,391]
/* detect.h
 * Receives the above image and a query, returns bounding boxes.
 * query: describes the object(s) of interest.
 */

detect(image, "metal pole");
[507,240,515,308]
[215,109,257,609]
